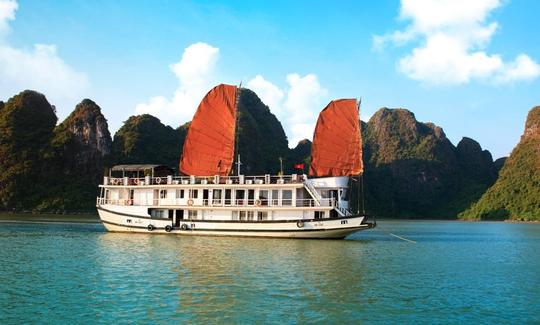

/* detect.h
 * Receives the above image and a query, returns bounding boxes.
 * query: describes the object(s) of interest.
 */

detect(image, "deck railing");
[103,174,304,187]
[96,197,335,208]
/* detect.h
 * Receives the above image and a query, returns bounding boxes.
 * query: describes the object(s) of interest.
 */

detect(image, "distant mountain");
[0,90,57,210]
[2,88,531,218]
[110,114,187,170]
[460,106,540,220]
[42,99,112,210]
[362,108,498,218]
[286,139,312,174]
[235,88,290,175]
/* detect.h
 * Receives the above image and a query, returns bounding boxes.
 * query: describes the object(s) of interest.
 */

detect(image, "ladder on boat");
[304,180,321,206]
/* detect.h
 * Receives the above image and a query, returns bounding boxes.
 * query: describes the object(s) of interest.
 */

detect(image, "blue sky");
[1,0,539,158]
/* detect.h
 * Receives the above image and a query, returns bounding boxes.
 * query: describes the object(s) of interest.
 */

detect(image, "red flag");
[294,163,305,170]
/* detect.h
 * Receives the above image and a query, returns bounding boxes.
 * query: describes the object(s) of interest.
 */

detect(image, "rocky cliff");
[285,139,312,174]
[461,106,540,220]
[38,99,113,210]
[110,114,186,170]
[362,108,498,218]
[235,88,290,175]
[56,99,112,174]
[1,88,524,217]
[0,90,57,210]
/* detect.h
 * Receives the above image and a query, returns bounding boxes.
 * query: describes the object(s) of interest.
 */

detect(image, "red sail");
[179,84,238,176]
[309,99,363,177]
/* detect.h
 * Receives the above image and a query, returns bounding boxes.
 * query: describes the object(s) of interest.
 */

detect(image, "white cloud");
[497,54,540,83]
[0,0,17,35]
[135,42,219,127]
[247,73,328,147]
[374,0,540,85]
[0,0,89,117]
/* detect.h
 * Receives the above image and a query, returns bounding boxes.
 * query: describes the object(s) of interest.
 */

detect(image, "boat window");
[271,189,279,206]
[342,188,349,201]
[235,190,245,205]
[213,189,222,205]
[151,209,165,218]
[203,189,209,206]
[248,189,255,205]
[232,211,238,220]
[176,189,184,199]
[282,190,292,206]
[247,211,254,221]
[320,190,330,198]
[259,190,269,206]
[257,211,268,220]
[315,211,325,220]
[188,210,198,219]
[160,189,167,199]
[225,189,232,205]
[239,211,246,221]
[189,189,198,199]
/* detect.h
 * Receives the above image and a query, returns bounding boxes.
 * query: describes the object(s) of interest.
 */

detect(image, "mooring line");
[389,233,417,244]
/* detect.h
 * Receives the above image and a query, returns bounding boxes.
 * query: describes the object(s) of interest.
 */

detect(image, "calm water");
[0,220,539,324]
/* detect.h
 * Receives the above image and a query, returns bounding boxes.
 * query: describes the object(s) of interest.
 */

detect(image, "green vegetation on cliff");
[0,90,57,209]
[460,107,540,220]
[0,92,112,212]
[110,115,187,170]
[3,88,536,219]
[235,88,290,174]
[39,99,112,211]
[362,108,498,218]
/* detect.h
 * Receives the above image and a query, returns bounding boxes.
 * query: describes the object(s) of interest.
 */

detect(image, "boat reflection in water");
[95,231,371,322]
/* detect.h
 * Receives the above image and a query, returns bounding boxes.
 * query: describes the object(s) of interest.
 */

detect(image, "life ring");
[127,199,133,205]
[255,199,262,206]
[147,224,155,231]
[181,224,188,231]
[113,178,118,185]
[296,221,304,228]
[165,225,172,232]
[134,178,139,185]
[187,199,194,206]
[155,177,162,184]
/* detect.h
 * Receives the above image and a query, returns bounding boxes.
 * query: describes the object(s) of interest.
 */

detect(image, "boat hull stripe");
[99,218,370,233]
[96,206,367,224]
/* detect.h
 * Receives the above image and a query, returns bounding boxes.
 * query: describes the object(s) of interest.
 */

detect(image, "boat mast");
[357,98,366,215]
[233,83,242,176]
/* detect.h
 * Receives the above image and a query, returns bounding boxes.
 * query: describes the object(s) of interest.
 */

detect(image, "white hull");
[97,206,373,239]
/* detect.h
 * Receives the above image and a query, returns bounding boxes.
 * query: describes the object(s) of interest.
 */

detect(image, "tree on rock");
[0,90,57,209]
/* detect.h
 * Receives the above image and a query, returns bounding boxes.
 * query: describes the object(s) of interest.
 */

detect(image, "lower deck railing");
[96,197,335,208]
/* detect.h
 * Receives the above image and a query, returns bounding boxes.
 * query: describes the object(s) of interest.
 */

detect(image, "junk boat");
[96,84,376,239]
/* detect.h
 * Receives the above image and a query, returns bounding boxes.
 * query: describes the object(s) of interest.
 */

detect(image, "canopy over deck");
[109,164,173,177]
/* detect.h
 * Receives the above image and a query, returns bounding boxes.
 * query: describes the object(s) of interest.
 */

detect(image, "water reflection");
[2,222,539,324]
[94,233,372,323]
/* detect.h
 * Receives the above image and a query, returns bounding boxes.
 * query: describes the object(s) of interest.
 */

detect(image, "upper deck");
[101,174,305,188]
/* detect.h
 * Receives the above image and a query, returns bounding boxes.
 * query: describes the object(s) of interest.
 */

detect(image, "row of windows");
[158,189,295,205]
[232,211,269,221]
[150,209,326,220]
